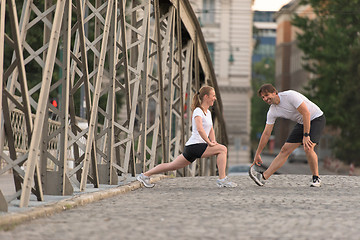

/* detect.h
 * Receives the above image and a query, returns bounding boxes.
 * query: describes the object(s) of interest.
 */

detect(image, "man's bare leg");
[263,142,300,179]
[305,145,319,176]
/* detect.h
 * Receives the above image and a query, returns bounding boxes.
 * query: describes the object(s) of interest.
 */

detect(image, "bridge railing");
[0,0,227,210]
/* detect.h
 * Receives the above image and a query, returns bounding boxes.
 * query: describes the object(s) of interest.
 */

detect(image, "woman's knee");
[218,144,227,154]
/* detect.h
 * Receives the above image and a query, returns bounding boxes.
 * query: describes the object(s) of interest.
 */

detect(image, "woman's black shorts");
[286,115,326,144]
[182,143,208,163]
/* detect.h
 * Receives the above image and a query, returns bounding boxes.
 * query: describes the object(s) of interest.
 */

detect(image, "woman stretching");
[137,85,237,188]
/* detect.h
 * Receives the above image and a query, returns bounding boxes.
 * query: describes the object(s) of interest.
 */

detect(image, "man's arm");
[296,102,314,149]
[253,124,274,166]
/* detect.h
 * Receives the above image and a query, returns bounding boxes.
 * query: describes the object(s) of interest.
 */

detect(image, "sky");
[252,0,292,11]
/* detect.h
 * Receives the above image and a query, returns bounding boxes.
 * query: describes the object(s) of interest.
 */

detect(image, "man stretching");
[249,84,326,187]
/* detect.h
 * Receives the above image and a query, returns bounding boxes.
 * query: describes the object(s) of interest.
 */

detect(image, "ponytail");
[190,85,214,114]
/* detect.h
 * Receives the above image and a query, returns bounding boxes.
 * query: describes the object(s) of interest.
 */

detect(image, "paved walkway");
[260,154,339,175]
[1,174,360,239]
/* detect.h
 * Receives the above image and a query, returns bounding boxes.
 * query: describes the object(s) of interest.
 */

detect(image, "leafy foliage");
[292,0,360,164]
[251,58,275,143]
[334,46,360,164]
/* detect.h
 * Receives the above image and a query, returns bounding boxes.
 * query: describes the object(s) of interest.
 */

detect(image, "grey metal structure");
[0,0,227,209]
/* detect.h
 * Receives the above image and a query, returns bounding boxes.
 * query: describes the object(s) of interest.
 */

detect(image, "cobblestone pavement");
[1,174,360,240]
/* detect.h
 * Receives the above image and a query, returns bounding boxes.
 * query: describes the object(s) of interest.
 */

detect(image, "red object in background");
[184,93,188,111]
[51,99,58,108]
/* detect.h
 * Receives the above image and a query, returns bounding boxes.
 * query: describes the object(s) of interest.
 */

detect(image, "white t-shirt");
[266,90,323,125]
[185,107,213,146]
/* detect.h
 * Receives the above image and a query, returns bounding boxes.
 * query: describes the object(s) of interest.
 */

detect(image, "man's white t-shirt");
[185,107,212,146]
[266,90,323,125]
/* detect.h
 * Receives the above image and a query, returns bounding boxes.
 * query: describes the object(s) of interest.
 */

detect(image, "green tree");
[292,0,360,126]
[292,0,360,164]
[335,46,360,164]
[251,58,275,144]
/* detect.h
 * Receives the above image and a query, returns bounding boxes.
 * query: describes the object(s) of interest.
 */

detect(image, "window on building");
[253,44,275,57]
[202,0,215,24]
[253,11,276,22]
[207,42,214,63]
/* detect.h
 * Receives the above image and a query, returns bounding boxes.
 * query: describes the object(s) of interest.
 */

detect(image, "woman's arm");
[209,127,216,142]
[195,116,216,146]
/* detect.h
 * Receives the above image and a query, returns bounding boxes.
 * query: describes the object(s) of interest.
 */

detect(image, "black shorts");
[182,143,208,163]
[286,115,326,144]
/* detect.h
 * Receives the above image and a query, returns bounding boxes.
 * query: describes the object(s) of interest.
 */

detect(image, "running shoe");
[136,173,155,188]
[216,176,237,188]
[248,166,266,186]
[310,176,321,187]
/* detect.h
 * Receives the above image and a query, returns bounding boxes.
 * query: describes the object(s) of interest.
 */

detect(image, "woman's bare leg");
[144,154,191,177]
[201,144,227,179]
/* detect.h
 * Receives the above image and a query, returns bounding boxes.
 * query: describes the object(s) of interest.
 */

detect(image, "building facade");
[190,0,254,164]
[274,0,314,147]
[252,11,276,65]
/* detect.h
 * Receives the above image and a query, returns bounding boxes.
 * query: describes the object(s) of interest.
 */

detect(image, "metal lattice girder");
[94,0,119,185]
[2,0,68,205]
[108,0,135,179]
[167,6,186,168]
[0,0,4,127]
[158,5,176,166]
[137,0,163,172]
[19,0,67,207]
[154,0,167,165]
[0,0,229,209]
[0,0,6,211]
[78,0,114,191]
[1,0,44,207]
[182,41,196,176]
[67,0,98,189]
[111,0,151,177]
[129,0,151,174]
[117,0,167,176]
[173,0,228,146]
[39,0,73,196]
[176,0,185,160]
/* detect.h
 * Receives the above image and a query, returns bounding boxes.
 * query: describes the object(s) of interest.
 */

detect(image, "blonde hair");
[191,85,215,115]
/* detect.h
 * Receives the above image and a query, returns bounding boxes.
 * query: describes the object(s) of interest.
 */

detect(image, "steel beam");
[0,0,229,208]
[79,0,113,191]
[154,0,166,167]
[0,0,6,211]
[20,0,67,207]
[2,0,43,206]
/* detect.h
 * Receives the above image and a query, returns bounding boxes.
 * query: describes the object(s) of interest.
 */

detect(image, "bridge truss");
[0,0,227,209]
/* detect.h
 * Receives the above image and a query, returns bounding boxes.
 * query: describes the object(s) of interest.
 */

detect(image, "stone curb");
[0,175,167,230]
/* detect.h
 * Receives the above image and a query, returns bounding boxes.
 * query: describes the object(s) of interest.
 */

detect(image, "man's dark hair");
[257,84,278,97]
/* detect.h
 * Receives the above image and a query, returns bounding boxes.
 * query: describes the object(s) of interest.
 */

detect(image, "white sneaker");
[137,173,155,188]
[216,176,237,188]
[310,176,321,187]
[248,166,266,186]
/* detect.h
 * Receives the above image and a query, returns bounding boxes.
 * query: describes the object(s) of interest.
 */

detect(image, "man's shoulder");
[268,104,276,113]
[279,90,304,100]
[279,89,299,96]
